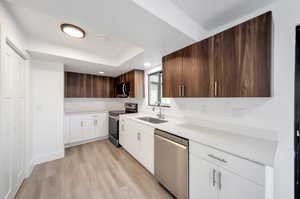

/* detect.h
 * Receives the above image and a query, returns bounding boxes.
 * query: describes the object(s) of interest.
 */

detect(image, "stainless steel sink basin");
[137,117,168,124]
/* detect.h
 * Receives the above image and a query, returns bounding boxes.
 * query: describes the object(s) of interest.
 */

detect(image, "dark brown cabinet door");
[213,27,240,97]
[238,12,271,97]
[65,72,82,98]
[93,76,105,98]
[85,74,94,97]
[182,39,213,97]
[213,12,271,97]
[162,51,183,97]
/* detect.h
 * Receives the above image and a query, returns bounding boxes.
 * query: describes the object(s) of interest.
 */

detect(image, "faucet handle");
[152,106,156,111]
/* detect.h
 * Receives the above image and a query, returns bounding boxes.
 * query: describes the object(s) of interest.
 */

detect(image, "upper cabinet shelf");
[162,12,272,98]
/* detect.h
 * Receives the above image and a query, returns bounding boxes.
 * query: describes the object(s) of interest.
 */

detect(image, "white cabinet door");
[93,113,108,138]
[190,154,219,199]
[119,118,126,146]
[218,168,264,199]
[123,119,139,158]
[69,115,83,143]
[82,117,94,140]
[138,129,154,174]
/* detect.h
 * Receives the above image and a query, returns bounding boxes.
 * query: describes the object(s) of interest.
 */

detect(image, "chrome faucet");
[157,105,165,119]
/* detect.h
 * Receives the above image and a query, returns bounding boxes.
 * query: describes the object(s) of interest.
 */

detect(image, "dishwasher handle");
[155,134,187,149]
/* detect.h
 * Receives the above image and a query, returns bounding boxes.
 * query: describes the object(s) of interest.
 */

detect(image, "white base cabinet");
[119,117,154,174]
[190,141,269,199]
[64,112,108,145]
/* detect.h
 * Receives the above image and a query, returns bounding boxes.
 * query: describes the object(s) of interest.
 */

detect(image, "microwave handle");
[122,84,126,95]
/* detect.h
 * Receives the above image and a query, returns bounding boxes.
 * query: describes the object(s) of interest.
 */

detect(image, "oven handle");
[109,115,119,121]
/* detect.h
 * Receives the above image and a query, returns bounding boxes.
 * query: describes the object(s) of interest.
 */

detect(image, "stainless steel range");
[108,103,138,147]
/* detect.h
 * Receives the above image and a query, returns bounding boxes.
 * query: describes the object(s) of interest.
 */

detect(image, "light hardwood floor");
[15,140,173,199]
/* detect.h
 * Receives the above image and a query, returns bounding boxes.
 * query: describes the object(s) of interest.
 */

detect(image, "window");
[148,71,170,107]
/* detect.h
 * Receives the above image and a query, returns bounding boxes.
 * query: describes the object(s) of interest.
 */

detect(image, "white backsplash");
[64,98,126,113]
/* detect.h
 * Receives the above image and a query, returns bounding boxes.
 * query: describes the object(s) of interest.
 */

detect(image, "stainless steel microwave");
[116,82,130,97]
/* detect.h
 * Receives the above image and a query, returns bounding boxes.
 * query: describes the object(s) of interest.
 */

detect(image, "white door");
[0,43,26,198]
[2,48,14,98]
[138,130,154,174]
[12,99,26,191]
[189,154,219,199]
[69,115,83,143]
[0,99,14,199]
[218,168,264,199]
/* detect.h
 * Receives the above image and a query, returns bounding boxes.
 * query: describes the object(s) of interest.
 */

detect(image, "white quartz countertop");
[120,113,278,167]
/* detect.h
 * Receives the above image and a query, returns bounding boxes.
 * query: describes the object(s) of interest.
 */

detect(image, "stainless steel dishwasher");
[154,129,189,199]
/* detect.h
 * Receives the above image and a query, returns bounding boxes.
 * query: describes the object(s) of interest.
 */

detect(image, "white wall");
[31,60,65,164]
[140,1,299,198]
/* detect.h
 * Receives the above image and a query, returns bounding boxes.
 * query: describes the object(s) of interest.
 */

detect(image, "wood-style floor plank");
[15,140,173,199]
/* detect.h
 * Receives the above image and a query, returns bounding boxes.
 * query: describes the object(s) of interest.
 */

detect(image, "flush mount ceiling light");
[99,71,104,74]
[60,24,86,39]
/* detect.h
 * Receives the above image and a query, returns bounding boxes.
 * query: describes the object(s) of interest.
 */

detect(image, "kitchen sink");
[137,117,168,124]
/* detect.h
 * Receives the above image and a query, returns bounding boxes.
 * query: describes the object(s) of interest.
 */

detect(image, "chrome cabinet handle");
[182,84,185,97]
[213,169,216,186]
[179,85,182,97]
[218,172,222,190]
[214,81,218,97]
[94,120,97,126]
[81,121,83,127]
[137,132,141,141]
[208,154,227,163]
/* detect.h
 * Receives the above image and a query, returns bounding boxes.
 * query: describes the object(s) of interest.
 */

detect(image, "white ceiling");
[4,0,194,76]
[170,0,276,30]
[4,0,277,76]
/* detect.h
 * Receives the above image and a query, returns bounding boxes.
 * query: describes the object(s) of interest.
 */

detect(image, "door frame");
[295,25,300,199]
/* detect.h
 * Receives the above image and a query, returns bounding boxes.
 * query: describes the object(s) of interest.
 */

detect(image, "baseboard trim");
[33,150,65,165]
[4,189,11,199]
[25,162,34,178]
[64,136,108,148]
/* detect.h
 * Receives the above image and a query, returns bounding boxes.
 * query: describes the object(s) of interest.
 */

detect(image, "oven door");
[109,115,119,140]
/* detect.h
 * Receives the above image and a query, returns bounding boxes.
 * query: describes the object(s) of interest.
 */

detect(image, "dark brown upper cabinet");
[162,11,272,98]
[162,51,183,97]
[213,12,271,97]
[65,72,115,98]
[116,69,145,98]
[182,39,213,97]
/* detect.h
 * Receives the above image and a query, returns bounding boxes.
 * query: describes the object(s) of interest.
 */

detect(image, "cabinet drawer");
[190,141,265,186]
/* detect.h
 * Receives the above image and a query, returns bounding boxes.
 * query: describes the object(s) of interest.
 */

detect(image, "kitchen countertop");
[120,113,278,167]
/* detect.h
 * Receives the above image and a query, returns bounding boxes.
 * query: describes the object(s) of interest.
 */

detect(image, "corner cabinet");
[162,12,271,98]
